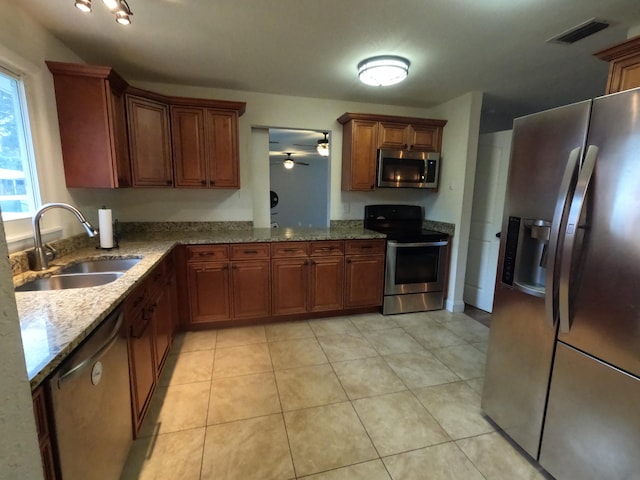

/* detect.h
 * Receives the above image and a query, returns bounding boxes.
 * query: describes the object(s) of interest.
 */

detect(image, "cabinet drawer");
[271,242,309,258]
[186,244,229,262]
[125,281,148,316]
[310,240,344,256]
[230,243,270,259]
[345,239,386,255]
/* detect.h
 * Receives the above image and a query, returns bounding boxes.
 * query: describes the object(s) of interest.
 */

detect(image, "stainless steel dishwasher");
[48,305,132,479]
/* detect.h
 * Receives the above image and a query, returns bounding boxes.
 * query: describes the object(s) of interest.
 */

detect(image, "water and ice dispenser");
[501,216,551,297]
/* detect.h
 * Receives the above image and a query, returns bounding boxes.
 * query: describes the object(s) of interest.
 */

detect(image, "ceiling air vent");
[547,18,610,45]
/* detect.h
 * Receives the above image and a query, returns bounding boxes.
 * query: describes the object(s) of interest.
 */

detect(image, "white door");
[464,130,512,312]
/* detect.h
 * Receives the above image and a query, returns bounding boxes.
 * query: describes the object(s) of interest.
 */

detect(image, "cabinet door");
[152,286,172,373]
[127,95,173,187]
[408,124,440,151]
[205,109,239,188]
[47,64,129,188]
[310,256,344,312]
[378,122,410,149]
[187,261,231,323]
[342,119,378,191]
[128,306,156,430]
[344,254,385,308]
[272,258,308,316]
[231,260,270,319]
[32,386,57,480]
[172,106,208,188]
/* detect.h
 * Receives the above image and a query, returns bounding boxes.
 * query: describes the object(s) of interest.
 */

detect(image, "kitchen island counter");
[15,226,385,389]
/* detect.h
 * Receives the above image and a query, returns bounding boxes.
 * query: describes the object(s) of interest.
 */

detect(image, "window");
[0,67,40,221]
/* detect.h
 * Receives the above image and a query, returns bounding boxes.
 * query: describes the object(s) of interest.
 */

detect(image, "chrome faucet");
[30,203,98,270]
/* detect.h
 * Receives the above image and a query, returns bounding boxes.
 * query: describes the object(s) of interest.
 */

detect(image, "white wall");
[424,92,484,312]
[0,0,87,253]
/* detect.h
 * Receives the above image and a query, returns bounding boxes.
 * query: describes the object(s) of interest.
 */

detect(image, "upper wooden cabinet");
[338,112,447,191]
[46,61,131,188]
[341,118,378,191]
[171,103,240,188]
[46,61,246,189]
[595,36,640,94]
[126,92,173,187]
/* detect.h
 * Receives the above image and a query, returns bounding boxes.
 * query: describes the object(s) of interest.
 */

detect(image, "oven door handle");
[387,240,449,248]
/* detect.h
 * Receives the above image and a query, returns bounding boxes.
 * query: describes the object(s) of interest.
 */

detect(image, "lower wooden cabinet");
[126,254,177,435]
[271,241,345,316]
[126,282,156,433]
[32,385,57,480]
[231,259,271,319]
[185,243,270,326]
[344,239,386,308]
[183,239,384,327]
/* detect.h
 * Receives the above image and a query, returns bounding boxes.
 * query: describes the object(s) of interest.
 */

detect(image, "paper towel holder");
[97,206,119,250]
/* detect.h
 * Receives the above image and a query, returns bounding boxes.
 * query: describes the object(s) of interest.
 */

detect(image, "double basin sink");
[15,258,141,292]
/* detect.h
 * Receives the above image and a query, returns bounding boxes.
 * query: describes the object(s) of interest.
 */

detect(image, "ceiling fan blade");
[296,161,310,166]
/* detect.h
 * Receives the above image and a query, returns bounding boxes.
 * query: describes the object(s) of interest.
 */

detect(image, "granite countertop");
[16,226,386,389]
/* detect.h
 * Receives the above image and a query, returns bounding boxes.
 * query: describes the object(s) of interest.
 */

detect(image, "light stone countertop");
[17,227,386,389]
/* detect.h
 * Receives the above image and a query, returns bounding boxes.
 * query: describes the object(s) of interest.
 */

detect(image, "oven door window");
[386,243,446,295]
[395,245,439,284]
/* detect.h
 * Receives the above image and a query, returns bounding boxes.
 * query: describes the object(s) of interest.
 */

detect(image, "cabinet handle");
[403,143,408,149]
[244,250,258,254]
[198,251,215,257]
[284,248,297,252]
[410,144,414,149]
[359,245,373,249]
[303,260,309,265]
[201,180,207,185]
[130,317,152,339]
[223,264,229,270]
[210,180,215,186]
[346,258,352,263]
[370,184,374,190]
[166,179,172,185]
[132,295,145,308]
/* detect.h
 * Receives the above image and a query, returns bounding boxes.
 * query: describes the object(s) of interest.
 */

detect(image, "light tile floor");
[121,310,551,480]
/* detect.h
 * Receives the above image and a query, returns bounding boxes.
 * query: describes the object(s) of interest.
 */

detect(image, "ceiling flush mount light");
[317,132,330,157]
[358,55,410,87]
[75,0,133,25]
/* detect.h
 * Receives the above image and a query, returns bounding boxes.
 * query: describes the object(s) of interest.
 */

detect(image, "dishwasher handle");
[56,309,124,388]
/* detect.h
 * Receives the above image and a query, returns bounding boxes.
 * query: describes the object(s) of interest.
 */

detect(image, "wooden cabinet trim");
[338,112,447,128]
[595,36,640,94]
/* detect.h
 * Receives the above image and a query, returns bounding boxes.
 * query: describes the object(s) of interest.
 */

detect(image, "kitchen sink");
[15,258,141,292]
[60,258,141,274]
[15,272,123,292]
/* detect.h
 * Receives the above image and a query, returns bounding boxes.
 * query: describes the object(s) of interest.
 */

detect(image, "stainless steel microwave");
[376,149,440,189]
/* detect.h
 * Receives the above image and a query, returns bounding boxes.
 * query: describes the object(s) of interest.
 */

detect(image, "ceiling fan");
[293,132,330,157]
[271,152,309,169]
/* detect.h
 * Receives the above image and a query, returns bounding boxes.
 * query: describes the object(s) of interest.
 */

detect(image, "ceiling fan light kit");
[358,55,410,86]
[316,132,330,156]
[75,0,133,24]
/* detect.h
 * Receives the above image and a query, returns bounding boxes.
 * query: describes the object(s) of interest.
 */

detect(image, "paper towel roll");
[99,208,114,249]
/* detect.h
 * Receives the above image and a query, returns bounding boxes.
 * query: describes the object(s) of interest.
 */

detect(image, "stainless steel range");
[364,204,449,315]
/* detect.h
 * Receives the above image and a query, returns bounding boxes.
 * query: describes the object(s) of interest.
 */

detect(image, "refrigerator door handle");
[559,145,598,333]
[545,147,581,329]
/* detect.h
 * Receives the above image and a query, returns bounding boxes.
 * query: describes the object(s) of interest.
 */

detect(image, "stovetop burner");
[364,204,449,242]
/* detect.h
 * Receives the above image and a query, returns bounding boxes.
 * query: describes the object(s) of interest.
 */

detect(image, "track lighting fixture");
[74,0,133,25]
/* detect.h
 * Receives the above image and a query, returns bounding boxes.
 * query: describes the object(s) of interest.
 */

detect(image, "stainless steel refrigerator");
[482,87,640,480]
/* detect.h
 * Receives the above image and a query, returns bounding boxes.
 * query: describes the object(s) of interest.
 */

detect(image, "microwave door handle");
[387,240,449,248]
[559,145,598,334]
[545,146,581,330]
